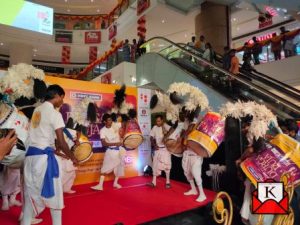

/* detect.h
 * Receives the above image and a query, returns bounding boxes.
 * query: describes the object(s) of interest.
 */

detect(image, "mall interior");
[0,0,300,225]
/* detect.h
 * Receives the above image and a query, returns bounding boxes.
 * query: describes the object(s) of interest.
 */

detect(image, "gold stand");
[212,191,233,225]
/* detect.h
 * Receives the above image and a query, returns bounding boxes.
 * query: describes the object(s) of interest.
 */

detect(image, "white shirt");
[100,125,121,147]
[150,124,171,148]
[29,101,65,149]
[168,122,185,140]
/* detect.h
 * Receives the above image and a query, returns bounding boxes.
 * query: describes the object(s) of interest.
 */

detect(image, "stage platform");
[0,177,216,225]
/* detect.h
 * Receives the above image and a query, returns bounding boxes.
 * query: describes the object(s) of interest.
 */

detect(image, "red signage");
[259,17,273,29]
[101,72,112,84]
[85,31,101,44]
[248,32,276,44]
[108,25,117,40]
[137,0,150,16]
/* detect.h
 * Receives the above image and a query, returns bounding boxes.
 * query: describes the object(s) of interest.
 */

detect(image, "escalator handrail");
[178,43,300,98]
[142,37,300,114]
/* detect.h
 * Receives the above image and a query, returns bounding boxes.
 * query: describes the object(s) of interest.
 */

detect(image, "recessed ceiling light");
[282,9,287,13]
[65,0,67,2]
[91,0,94,2]
[33,49,37,52]
[161,19,165,23]
[97,9,100,12]
[33,54,36,57]
[0,43,3,46]
[67,9,70,12]
[184,34,187,38]
[284,16,288,19]
[237,27,240,30]
[246,7,249,10]
[276,8,280,11]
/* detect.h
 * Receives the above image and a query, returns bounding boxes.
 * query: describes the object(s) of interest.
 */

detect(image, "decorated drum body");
[123,120,143,150]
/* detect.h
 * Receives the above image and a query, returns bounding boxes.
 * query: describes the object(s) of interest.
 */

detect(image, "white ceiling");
[30,0,118,15]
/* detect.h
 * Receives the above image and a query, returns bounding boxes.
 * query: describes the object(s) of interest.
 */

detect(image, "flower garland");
[70,97,94,126]
[219,101,278,140]
[0,63,45,101]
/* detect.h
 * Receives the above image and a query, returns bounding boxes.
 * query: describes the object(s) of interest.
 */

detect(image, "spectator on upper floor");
[123,39,131,62]
[229,49,239,75]
[202,42,215,64]
[131,39,138,63]
[280,26,294,58]
[251,36,262,65]
[222,46,231,71]
[195,35,206,53]
[137,36,146,56]
[270,33,282,61]
[187,36,196,48]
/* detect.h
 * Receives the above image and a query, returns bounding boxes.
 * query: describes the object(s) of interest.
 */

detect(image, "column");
[195,2,231,53]
[9,42,33,66]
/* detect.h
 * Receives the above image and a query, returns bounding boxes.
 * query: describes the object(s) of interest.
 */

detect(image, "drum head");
[73,142,93,163]
[123,134,143,149]
[187,140,209,158]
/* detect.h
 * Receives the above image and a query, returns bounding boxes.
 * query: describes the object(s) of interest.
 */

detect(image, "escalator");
[136,37,300,120]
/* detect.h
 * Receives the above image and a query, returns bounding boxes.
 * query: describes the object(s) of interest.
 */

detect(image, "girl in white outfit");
[150,115,172,188]
[91,114,125,191]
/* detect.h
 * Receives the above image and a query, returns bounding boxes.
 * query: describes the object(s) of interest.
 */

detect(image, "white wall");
[92,61,136,86]
[254,55,300,89]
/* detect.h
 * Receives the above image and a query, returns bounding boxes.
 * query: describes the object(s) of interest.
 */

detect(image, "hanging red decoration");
[137,15,146,38]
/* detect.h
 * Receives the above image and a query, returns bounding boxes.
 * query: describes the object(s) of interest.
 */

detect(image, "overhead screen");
[0,0,53,35]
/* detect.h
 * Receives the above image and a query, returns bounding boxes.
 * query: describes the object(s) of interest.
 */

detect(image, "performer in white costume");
[182,117,207,202]
[91,113,125,191]
[22,85,78,225]
[150,115,172,188]
[0,167,22,210]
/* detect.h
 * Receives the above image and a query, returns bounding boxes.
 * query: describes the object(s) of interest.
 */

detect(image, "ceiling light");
[33,49,37,52]
[276,8,280,11]
[0,43,3,46]
[161,20,165,23]
[184,34,187,38]
[284,16,288,19]
[297,11,300,15]
[246,7,249,10]
[67,9,70,12]
[91,0,94,2]
[237,27,240,30]
[97,9,100,12]
[282,9,287,13]
[65,0,67,2]
[33,54,36,57]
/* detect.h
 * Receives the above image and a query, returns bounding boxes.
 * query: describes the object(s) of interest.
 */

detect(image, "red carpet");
[0,177,216,225]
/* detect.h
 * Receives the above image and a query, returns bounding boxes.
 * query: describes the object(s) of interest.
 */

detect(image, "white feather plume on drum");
[63,128,93,164]
[0,103,29,168]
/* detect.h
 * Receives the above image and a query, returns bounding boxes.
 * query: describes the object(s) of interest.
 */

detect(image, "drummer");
[182,115,207,202]
[91,113,125,191]
[149,115,172,188]
[22,85,78,225]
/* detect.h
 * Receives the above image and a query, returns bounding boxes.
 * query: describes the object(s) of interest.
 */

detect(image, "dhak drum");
[187,112,225,157]
[165,123,185,155]
[0,103,29,168]
[63,128,93,164]
[241,133,300,186]
[123,119,143,150]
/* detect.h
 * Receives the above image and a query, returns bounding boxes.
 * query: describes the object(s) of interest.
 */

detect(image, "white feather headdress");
[70,97,94,126]
[220,100,278,140]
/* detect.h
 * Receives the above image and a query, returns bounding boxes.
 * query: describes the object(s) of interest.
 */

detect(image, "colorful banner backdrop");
[137,0,150,16]
[55,30,73,43]
[241,134,300,187]
[108,24,117,40]
[45,76,139,185]
[137,88,152,173]
[89,46,98,63]
[85,31,101,44]
[0,0,53,35]
[61,46,71,64]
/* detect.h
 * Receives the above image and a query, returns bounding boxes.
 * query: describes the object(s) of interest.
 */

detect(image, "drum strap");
[63,128,74,142]
[26,146,59,198]
[109,147,120,150]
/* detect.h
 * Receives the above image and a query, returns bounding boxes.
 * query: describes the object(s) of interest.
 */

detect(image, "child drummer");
[91,113,125,191]
[149,115,172,188]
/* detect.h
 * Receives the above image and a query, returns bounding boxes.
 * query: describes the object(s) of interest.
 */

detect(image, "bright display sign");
[0,0,53,35]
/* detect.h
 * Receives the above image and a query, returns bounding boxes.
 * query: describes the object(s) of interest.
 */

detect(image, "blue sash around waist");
[25,146,59,199]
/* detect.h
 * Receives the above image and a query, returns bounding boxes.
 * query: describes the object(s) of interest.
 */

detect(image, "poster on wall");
[137,0,150,16]
[45,76,139,185]
[100,72,112,84]
[55,30,73,43]
[108,24,117,40]
[137,88,152,173]
[85,31,101,44]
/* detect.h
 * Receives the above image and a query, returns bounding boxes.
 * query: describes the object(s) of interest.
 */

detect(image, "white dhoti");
[101,148,125,177]
[240,179,251,220]
[1,167,21,196]
[153,148,172,176]
[59,157,77,193]
[24,154,64,215]
[182,149,203,183]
